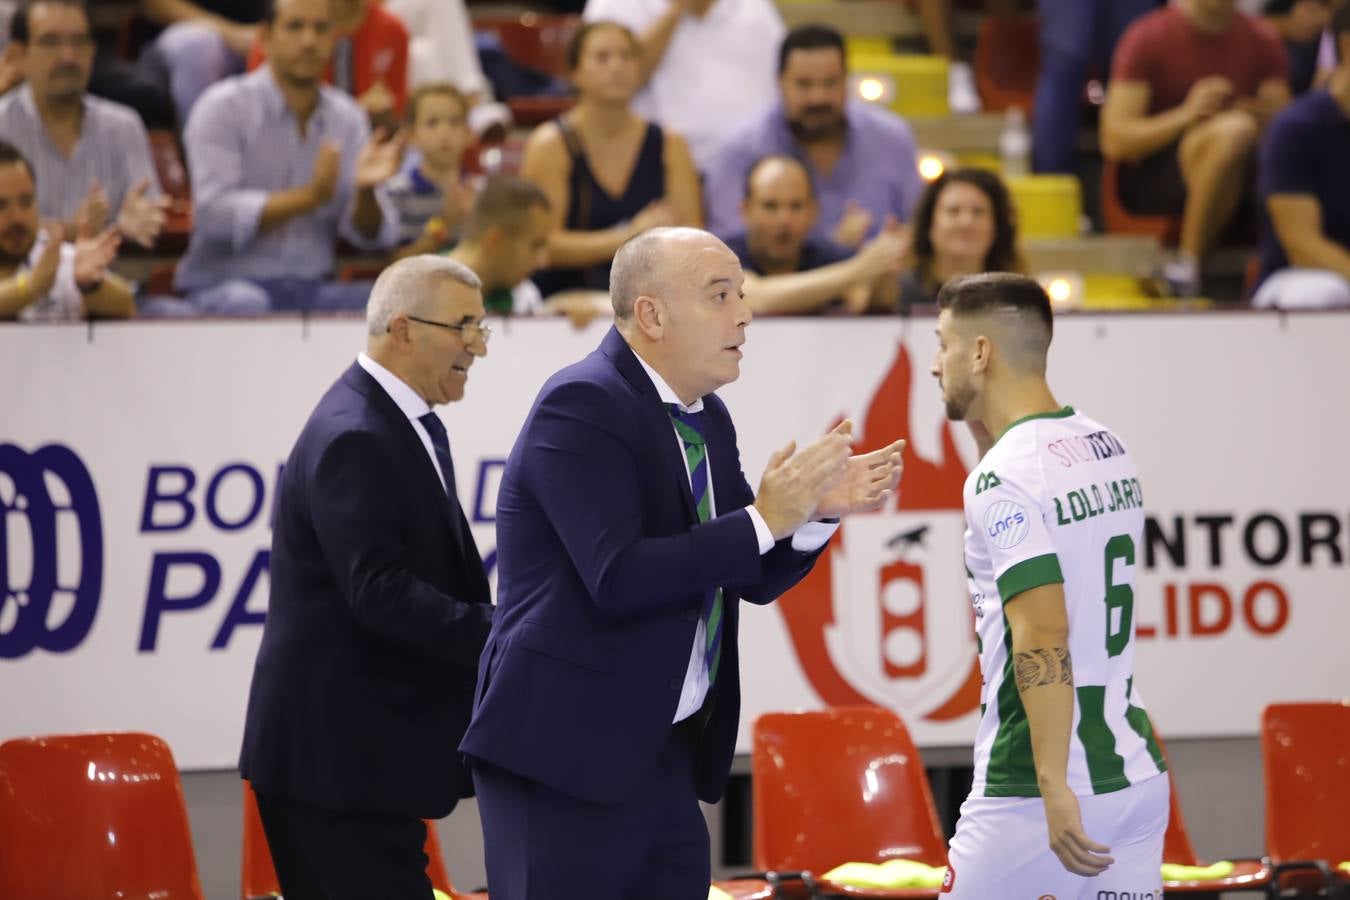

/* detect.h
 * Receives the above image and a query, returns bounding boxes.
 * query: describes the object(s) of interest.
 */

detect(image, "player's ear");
[972,334,992,375]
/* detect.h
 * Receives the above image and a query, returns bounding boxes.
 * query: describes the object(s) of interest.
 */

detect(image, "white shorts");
[943,773,1169,900]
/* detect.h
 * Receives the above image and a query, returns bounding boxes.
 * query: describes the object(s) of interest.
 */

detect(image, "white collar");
[357,353,432,422]
[632,348,704,414]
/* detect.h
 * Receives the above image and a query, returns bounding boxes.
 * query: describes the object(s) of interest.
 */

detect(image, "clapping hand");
[815,437,906,518]
[115,178,169,248]
[355,128,407,190]
[73,225,121,288]
[753,420,853,540]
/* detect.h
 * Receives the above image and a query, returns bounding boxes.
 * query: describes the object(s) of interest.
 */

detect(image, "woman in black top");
[521,20,701,297]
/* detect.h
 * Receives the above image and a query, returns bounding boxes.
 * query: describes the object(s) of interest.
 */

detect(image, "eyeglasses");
[404,315,493,344]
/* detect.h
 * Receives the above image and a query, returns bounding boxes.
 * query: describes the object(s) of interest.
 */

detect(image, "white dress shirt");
[356,353,448,492]
[631,353,838,722]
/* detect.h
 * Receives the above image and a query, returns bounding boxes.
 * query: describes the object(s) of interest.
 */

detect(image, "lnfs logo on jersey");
[777,345,981,722]
[0,444,103,659]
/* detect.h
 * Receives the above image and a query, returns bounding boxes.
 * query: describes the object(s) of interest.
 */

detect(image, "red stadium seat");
[0,732,205,900]
[148,129,194,254]
[972,14,1039,113]
[474,14,580,125]
[752,707,948,899]
[241,780,480,898]
[1101,159,1182,246]
[1261,701,1350,897]
[1147,723,1273,894]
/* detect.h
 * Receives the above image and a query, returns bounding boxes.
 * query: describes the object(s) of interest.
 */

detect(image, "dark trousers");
[472,725,711,900]
[254,792,435,900]
[1032,0,1158,174]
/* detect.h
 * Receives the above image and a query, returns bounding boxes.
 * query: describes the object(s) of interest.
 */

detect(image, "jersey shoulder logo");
[983,499,1030,550]
[974,470,1003,494]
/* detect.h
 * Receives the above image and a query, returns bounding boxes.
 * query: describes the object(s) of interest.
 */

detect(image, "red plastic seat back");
[241,780,453,897]
[0,732,204,900]
[973,15,1040,113]
[1148,723,1202,866]
[751,706,947,874]
[1101,160,1182,245]
[1261,701,1350,864]
[475,14,580,79]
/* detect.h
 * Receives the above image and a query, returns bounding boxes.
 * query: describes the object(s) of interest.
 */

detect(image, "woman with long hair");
[899,167,1026,312]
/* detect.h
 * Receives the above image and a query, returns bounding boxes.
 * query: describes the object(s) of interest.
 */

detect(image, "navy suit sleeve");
[310,429,493,664]
[521,380,767,620]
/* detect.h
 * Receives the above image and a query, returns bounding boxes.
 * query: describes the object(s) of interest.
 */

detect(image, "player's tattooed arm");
[1013,647,1074,692]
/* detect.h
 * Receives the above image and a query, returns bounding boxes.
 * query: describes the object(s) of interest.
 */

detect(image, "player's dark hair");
[938,272,1053,339]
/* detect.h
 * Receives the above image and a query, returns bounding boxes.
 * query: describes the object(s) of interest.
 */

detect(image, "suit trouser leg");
[254,791,436,900]
[472,730,711,900]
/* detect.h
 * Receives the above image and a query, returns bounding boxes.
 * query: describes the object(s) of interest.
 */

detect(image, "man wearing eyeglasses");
[0,0,169,247]
[240,254,496,899]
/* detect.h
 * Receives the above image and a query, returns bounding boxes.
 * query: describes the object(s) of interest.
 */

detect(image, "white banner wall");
[2,313,1347,768]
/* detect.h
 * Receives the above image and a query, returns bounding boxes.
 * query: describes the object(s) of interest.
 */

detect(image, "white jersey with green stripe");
[962,406,1166,799]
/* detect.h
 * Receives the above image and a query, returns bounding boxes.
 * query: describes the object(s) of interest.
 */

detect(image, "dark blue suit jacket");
[460,328,825,805]
[240,361,494,819]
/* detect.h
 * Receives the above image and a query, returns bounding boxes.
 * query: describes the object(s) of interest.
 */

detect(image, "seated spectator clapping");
[0,0,168,246]
[726,155,906,315]
[174,0,404,315]
[898,168,1025,313]
[1253,2,1350,308]
[523,20,701,298]
[0,140,135,320]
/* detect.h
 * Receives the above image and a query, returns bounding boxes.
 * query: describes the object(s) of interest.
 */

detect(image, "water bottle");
[999,106,1031,179]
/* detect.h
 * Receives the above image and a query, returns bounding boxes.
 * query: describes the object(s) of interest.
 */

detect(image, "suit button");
[669,678,681,691]
[685,609,698,622]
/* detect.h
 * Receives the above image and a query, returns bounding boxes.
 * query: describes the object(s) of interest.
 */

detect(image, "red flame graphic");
[776,342,982,721]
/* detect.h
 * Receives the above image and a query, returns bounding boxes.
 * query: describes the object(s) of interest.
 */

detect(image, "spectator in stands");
[702,24,922,250]
[447,174,550,316]
[174,0,403,314]
[522,20,700,297]
[248,0,408,131]
[898,167,1026,313]
[727,154,907,315]
[1032,0,1157,175]
[0,139,135,320]
[1263,0,1337,94]
[1101,0,1289,297]
[387,83,476,259]
[0,0,168,245]
[1253,1,1350,307]
[578,0,785,172]
[137,0,264,125]
[382,0,488,99]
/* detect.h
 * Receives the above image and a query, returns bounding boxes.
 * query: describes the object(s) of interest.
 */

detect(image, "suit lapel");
[341,363,460,533]
[601,329,699,524]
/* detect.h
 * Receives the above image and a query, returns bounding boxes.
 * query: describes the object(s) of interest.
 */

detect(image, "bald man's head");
[741,155,818,271]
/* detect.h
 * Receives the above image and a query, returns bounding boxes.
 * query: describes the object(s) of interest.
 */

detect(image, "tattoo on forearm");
[1013,648,1073,692]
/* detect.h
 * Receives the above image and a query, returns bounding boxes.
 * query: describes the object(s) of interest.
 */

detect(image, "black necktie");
[418,411,458,504]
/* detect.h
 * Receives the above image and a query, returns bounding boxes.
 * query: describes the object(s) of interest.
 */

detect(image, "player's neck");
[980,379,1062,443]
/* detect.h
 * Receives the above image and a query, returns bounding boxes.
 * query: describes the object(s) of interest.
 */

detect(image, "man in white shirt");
[581,0,784,171]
